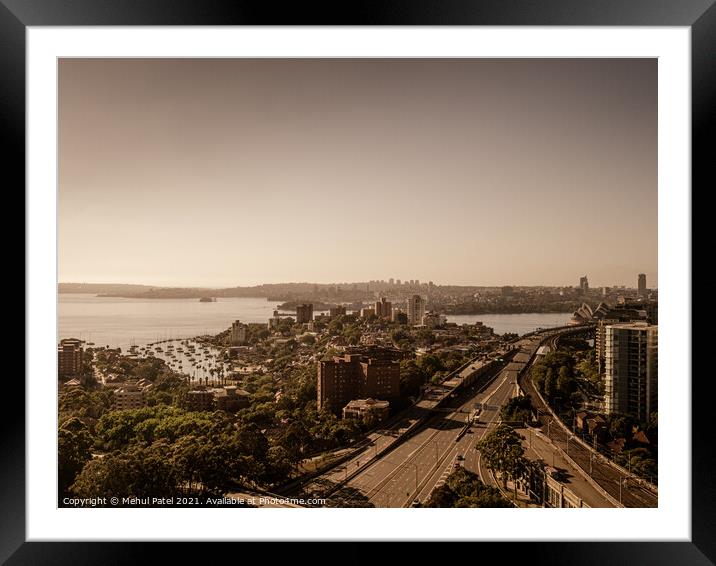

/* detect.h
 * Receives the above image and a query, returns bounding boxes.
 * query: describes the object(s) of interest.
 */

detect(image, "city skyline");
[58,273,656,290]
[59,58,657,288]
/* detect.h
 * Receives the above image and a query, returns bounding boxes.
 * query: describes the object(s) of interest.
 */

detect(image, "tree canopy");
[475,423,528,488]
[425,467,511,508]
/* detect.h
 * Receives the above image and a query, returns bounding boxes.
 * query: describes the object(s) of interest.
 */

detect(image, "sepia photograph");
[57,57,659,510]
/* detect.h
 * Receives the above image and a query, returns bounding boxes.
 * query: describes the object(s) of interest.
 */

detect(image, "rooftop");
[608,321,657,330]
[344,398,390,410]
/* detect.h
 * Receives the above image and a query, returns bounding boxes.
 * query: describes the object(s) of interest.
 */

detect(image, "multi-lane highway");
[283,352,512,501]
[287,404,427,499]
[324,362,519,507]
[285,325,654,508]
[416,368,519,504]
[518,331,658,508]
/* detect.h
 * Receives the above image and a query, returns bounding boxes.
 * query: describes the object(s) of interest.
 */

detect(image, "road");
[289,405,426,499]
[518,331,658,508]
[283,352,512,499]
[325,364,519,507]
[519,426,615,508]
[285,327,622,508]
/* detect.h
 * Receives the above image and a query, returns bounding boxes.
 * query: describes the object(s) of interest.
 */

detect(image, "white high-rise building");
[406,294,426,326]
[604,322,658,421]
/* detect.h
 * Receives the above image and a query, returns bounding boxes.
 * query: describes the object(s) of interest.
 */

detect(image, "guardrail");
[532,427,623,508]
[321,361,510,499]
[278,337,527,497]
[521,327,657,499]
[548,332,659,494]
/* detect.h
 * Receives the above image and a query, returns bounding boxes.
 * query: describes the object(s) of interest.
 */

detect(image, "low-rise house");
[214,386,250,412]
[575,411,589,432]
[631,430,652,447]
[586,415,607,436]
[103,373,124,388]
[113,382,147,411]
[607,437,627,455]
[342,398,390,423]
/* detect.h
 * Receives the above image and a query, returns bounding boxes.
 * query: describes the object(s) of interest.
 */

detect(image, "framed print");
[8,0,710,563]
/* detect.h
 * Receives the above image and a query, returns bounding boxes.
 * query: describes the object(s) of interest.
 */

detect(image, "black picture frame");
[7,1,708,564]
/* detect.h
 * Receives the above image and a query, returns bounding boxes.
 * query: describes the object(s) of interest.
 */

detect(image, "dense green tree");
[425,467,511,508]
[170,435,203,493]
[71,441,180,500]
[390,311,408,325]
[417,354,446,377]
[416,328,435,345]
[390,329,413,347]
[543,368,557,400]
[626,448,657,480]
[265,446,294,484]
[95,410,139,450]
[241,401,277,429]
[575,351,599,382]
[59,388,114,423]
[328,319,344,335]
[277,421,312,463]
[427,483,458,507]
[58,418,94,496]
[557,365,573,393]
[95,405,219,449]
[608,414,634,439]
[131,358,165,381]
[399,359,427,398]
[475,423,528,492]
[500,396,533,424]
[235,422,270,460]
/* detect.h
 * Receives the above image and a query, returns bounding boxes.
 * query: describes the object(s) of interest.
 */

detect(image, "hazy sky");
[59,58,657,288]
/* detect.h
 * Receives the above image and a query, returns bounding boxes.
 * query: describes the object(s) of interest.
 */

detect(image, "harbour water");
[446,313,571,334]
[59,294,571,350]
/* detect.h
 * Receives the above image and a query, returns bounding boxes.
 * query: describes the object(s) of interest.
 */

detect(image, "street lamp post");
[404,462,419,505]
